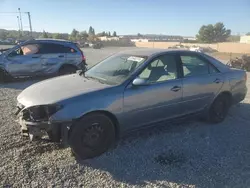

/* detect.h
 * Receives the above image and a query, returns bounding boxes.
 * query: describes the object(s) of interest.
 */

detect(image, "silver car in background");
[15,49,247,160]
[0,38,86,82]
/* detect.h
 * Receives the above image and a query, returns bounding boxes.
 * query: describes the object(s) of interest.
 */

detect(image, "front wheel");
[0,69,12,83]
[208,95,231,124]
[69,113,116,160]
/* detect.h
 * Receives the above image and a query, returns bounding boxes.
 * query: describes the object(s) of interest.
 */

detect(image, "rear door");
[64,44,82,67]
[37,42,67,75]
[178,52,224,115]
[5,43,41,76]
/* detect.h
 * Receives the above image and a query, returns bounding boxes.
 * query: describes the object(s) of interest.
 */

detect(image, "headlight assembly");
[24,104,63,121]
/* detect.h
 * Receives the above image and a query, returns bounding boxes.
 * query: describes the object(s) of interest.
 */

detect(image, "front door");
[122,53,183,131]
[178,52,224,115]
[5,44,41,76]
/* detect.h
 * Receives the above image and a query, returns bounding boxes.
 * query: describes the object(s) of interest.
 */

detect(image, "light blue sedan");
[16,49,247,159]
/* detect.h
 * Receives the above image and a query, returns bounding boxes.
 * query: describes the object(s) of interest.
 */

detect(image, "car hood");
[17,74,111,107]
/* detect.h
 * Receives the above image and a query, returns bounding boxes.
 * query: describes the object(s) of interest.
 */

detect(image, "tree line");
[0,23,249,43]
[0,26,118,42]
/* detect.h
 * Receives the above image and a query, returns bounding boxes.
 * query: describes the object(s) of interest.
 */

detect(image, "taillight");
[81,53,86,61]
[75,44,86,62]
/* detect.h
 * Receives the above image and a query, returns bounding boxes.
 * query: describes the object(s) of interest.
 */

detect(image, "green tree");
[79,31,88,40]
[41,30,49,38]
[88,26,95,36]
[113,31,117,37]
[137,33,143,37]
[0,30,8,39]
[70,29,79,41]
[246,32,250,36]
[52,33,61,39]
[108,32,111,37]
[196,22,231,43]
[213,22,231,42]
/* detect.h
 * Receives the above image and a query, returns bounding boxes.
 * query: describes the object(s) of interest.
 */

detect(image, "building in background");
[240,36,250,44]
[98,36,120,41]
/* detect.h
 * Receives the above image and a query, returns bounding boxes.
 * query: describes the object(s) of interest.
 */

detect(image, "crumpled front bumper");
[15,104,70,143]
[18,117,52,140]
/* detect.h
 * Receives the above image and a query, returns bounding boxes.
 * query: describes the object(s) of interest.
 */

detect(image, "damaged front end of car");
[15,103,70,144]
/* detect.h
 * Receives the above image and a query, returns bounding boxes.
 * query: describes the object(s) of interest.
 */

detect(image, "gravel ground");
[1,48,250,188]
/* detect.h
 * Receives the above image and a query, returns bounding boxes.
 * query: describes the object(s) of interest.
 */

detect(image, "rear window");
[74,43,84,54]
[64,46,77,53]
[36,43,78,54]
[38,43,66,54]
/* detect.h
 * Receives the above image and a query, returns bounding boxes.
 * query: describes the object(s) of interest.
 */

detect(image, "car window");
[8,44,39,57]
[37,43,66,54]
[21,44,39,55]
[180,55,209,77]
[209,64,220,74]
[64,46,77,53]
[139,54,177,83]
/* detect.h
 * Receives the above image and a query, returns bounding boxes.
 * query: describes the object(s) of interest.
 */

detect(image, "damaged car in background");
[0,38,87,82]
[15,49,247,160]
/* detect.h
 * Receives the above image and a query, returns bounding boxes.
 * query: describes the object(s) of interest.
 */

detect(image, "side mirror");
[132,77,149,86]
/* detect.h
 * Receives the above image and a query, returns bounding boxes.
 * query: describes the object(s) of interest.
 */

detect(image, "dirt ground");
[0,47,250,187]
[211,52,250,61]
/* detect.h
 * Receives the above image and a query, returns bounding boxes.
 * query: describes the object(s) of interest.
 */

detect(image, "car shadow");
[0,76,53,90]
[75,102,250,187]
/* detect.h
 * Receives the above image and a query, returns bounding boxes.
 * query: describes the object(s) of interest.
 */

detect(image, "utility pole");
[17,16,21,38]
[18,8,23,34]
[27,12,32,37]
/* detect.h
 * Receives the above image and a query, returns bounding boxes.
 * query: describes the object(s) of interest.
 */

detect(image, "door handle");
[214,78,221,83]
[58,55,64,58]
[171,86,181,92]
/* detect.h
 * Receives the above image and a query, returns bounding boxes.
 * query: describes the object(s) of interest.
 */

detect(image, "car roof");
[117,48,193,57]
[20,38,74,45]
[34,38,72,43]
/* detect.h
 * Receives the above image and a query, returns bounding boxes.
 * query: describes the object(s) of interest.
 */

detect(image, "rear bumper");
[77,61,87,70]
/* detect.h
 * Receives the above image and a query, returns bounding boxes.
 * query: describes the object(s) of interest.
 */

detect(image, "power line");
[0,9,33,38]
[0,12,27,14]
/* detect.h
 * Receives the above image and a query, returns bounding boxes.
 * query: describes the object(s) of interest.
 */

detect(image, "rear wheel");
[69,113,116,160]
[208,94,231,123]
[59,65,77,76]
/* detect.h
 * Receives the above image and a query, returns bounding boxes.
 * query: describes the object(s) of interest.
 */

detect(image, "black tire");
[59,65,77,76]
[69,113,116,160]
[208,94,231,124]
[0,69,12,83]
[0,69,5,83]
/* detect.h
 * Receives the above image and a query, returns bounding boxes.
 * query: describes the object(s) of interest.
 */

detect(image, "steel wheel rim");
[81,123,105,149]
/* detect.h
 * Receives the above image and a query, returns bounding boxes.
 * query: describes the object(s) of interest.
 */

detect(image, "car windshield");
[1,44,21,55]
[85,54,147,85]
